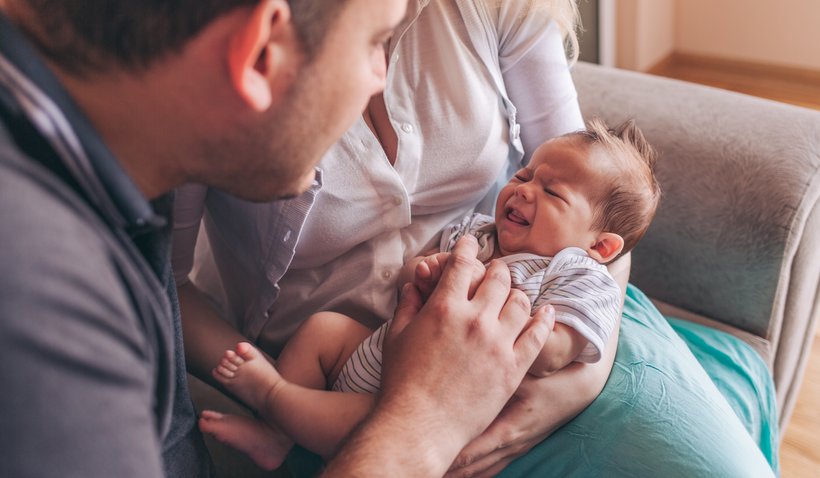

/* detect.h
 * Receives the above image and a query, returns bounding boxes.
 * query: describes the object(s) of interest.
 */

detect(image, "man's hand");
[324,236,552,476]
[444,323,620,478]
[382,236,552,470]
[413,252,450,301]
[442,253,630,477]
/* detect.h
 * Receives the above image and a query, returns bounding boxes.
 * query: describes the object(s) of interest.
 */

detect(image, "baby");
[200,118,661,469]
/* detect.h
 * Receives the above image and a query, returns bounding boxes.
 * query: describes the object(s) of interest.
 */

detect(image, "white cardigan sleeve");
[495,2,585,162]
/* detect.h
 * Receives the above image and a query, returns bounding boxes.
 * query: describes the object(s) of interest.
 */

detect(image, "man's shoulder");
[0,147,138,324]
[0,149,109,261]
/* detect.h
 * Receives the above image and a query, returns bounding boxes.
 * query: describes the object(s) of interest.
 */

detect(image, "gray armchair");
[572,62,820,431]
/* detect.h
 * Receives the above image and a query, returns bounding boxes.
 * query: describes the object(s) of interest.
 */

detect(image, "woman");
[174,1,774,476]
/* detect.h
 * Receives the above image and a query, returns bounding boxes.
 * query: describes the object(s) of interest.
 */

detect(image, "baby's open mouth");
[505,207,529,226]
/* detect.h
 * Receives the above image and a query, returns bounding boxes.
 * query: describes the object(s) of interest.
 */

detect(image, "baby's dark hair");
[567,118,661,258]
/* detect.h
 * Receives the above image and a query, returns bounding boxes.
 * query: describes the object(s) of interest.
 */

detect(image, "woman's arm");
[446,252,630,478]
[177,282,256,386]
[172,183,257,389]
[497,2,585,161]
[527,323,586,377]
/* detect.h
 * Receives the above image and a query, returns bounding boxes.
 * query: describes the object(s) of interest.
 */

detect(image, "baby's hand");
[414,252,450,301]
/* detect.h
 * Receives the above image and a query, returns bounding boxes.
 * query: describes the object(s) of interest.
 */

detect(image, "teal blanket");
[498,285,778,477]
[290,285,779,477]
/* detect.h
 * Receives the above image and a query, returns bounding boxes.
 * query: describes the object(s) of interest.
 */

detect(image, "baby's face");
[494,137,611,257]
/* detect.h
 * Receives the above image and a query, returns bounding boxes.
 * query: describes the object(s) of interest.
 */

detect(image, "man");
[0,1,549,476]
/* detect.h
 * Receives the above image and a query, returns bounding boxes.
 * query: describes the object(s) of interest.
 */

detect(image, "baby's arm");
[528,322,588,377]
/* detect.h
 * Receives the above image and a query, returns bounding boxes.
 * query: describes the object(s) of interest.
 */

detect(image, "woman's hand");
[446,254,632,478]
[445,252,629,478]
[444,331,617,478]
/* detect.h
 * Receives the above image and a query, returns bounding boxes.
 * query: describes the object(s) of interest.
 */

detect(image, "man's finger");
[496,288,531,333]
[428,235,480,302]
[465,259,488,300]
[513,304,553,369]
[388,283,422,340]
[470,259,516,319]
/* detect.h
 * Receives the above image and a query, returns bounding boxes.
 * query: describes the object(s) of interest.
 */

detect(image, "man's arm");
[324,236,553,476]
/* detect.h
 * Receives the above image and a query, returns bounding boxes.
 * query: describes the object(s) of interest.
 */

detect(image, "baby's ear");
[588,232,624,263]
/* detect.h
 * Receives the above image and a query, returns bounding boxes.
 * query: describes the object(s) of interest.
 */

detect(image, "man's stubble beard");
[199,69,326,203]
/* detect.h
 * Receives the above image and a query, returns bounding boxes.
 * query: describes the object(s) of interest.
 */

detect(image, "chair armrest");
[571,62,820,429]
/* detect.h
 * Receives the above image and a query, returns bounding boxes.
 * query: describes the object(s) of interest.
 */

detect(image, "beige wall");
[616,0,675,71]
[675,0,820,71]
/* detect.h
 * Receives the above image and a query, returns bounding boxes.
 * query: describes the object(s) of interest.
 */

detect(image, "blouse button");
[382,270,392,280]
[401,123,414,134]
[392,196,403,206]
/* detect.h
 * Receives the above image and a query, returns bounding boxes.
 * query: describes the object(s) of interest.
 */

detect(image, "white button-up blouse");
[173,0,584,355]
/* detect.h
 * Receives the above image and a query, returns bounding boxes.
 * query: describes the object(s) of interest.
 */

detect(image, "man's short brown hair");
[570,118,662,257]
[5,0,348,75]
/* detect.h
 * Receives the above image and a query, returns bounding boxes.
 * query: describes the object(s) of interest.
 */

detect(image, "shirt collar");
[0,12,165,233]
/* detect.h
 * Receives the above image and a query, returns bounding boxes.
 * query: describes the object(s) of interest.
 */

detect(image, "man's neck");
[52,66,191,200]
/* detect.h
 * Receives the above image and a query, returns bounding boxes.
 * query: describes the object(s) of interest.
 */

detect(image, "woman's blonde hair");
[488,0,581,63]
[550,0,581,64]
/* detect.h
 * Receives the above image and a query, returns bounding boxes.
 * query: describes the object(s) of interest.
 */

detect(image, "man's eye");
[513,174,527,181]
[545,188,560,198]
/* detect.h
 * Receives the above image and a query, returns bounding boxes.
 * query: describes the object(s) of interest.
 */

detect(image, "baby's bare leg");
[210,313,377,459]
[198,410,291,471]
[212,342,282,410]
[276,311,373,388]
[205,342,292,470]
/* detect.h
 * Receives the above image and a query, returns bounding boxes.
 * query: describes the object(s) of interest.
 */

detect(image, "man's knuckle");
[428,300,453,319]
[497,427,522,449]
[453,452,476,468]
[450,251,475,270]
[509,289,530,310]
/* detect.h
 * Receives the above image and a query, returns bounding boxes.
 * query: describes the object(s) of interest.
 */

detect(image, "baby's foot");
[212,342,283,412]
[199,410,293,471]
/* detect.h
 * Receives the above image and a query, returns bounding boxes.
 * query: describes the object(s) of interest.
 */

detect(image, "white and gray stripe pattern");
[332,320,388,394]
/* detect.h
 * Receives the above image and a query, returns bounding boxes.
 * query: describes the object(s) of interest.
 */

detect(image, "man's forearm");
[323,406,458,477]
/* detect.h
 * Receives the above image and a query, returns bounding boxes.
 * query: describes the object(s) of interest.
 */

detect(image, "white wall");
[616,0,675,71]
[676,0,820,71]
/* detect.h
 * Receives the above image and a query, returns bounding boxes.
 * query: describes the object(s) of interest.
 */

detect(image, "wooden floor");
[650,53,820,478]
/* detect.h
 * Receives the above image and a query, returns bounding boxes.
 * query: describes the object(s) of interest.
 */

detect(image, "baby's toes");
[214,364,236,379]
[224,349,245,367]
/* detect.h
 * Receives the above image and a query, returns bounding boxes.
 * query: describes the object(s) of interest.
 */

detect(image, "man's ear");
[227,0,296,112]
[588,232,624,263]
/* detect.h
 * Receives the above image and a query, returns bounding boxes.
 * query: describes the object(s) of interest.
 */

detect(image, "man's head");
[2,0,407,200]
[2,0,348,75]
[494,118,660,263]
